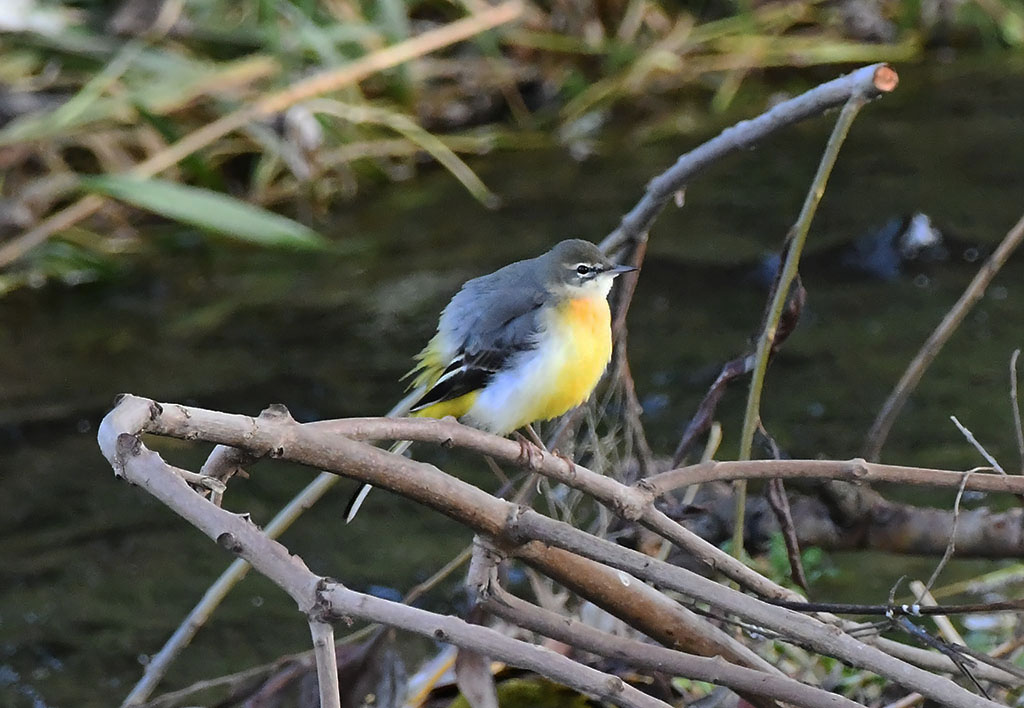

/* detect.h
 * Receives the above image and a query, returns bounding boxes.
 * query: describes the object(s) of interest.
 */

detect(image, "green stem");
[731,95,867,559]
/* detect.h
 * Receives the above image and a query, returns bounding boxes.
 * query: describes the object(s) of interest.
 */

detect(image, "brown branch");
[791,486,1024,558]
[598,64,897,255]
[502,517,999,707]
[97,396,1009,707]
[645,458,1024,497]
[863,212,1024,461]
[308,621,341,708]
[479,582,865,708]
[672,479,1024,562]
[97,399,672,708]
[101,396,773,673]
[672,355,751,465]
[309,418,1024,684]
[766,478,809,593]
[317,414,799,601]
[607,234,656,479]
[672,279,806,465]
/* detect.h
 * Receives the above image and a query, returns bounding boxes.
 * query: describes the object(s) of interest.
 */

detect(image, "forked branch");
[98,394,1011,707]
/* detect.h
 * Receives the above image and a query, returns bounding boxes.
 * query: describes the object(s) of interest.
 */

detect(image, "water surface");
[2,60,1023,706]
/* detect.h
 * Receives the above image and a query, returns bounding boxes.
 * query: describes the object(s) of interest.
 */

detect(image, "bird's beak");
[609,264,638,276]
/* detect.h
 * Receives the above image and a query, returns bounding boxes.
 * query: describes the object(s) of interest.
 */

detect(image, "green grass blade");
[80,175,327,250]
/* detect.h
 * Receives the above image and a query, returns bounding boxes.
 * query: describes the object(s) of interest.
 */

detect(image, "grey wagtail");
[345,239,636,521]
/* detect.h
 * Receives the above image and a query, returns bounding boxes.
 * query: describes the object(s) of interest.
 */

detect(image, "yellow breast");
[407,294,613,434]
[534,295,613,422]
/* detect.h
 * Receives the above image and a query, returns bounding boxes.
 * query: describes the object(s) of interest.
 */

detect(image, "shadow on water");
[2,60,1024,705]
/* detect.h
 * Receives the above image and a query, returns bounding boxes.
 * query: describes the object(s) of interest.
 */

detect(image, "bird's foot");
[552,449,577,479]
[513,431,544,470]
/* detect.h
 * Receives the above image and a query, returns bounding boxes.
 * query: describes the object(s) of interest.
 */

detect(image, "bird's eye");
[576,264,590,275]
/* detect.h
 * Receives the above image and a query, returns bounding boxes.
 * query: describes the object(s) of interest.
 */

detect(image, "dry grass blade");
[0,1,523,268]
[304,99,498,207]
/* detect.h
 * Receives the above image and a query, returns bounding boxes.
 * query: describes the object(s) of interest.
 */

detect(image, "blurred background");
[2,0,1024,705]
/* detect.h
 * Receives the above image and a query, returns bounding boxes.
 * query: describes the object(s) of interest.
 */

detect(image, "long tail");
[343,438,414,522]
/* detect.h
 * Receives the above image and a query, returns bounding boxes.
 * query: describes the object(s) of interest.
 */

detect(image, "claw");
[552,449,577,478]
[513,431,543,469]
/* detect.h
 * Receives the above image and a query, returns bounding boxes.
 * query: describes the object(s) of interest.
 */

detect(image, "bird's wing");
[410,259,546,412]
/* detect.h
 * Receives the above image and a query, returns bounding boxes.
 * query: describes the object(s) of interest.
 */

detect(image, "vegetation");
[5,3,1024,707]
[1,0,1023,293]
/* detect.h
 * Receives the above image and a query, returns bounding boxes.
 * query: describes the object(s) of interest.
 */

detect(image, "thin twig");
[950,416,1006,475]
[734,94,877,558]
[892,617,990,698]
[758,423,809,593]
[607,235,655,479]
[921,470,972,595]
[1010,349,1024,475]
[764,596,1024,617]
[672,355,748,466]
[863,212,1024,461]
[767,478,808,593]
[308,621,341,708]
[909,581,964,646]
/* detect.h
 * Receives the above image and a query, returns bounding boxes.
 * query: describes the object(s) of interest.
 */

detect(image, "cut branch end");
[873,65,899,93]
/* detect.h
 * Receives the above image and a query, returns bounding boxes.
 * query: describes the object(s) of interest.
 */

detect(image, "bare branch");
[321,415,801,600]
[101,397,774,675]
[599,64,898,254]
[120,389,428,707]
[1011,349,1024,475]
[735,95,870,558]
[864,212,1024,461]
[319,583,670,708]
[645,458,1024,497]
[920,470,972,594]
[480,583,866,708]
[950,416,1006,475]
[309,621,341,708]
[99,414,673,708]
[98,395,1010,708]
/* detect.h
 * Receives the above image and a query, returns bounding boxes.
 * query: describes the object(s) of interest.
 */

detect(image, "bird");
[345,238,637,522]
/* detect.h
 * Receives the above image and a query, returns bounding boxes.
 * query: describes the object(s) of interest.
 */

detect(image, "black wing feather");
[411,291,545,413]
[409,344,531,412]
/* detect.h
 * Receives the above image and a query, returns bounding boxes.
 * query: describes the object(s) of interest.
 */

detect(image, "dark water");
[3,59,1024,706]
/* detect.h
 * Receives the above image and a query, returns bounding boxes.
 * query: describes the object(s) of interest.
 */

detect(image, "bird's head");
[544,239,637,297]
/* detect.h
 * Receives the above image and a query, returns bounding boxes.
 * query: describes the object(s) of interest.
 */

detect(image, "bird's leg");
[513,425,545,470]
[525,423,576,478]
[512,431,537,469]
